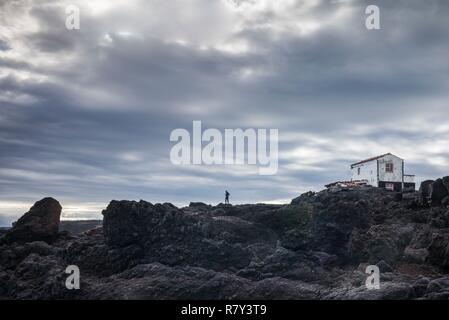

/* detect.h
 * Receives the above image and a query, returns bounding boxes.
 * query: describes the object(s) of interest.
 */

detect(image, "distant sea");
[0,220,102,235]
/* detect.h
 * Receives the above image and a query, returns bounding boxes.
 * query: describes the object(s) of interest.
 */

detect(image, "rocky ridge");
[1,177,449,299]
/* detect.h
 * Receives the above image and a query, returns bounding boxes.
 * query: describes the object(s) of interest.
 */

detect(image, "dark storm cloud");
[1,0,449,223]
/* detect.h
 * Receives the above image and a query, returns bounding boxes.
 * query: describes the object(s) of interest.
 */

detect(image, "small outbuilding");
[350,153,415,191]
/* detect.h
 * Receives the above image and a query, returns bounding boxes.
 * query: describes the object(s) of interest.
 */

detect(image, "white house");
[350,153,415,191]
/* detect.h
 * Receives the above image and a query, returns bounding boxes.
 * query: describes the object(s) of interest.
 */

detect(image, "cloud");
[0,0,448,222]
[0,39,10,51]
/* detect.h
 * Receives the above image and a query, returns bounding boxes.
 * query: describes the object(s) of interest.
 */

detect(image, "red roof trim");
[350,153,395,168]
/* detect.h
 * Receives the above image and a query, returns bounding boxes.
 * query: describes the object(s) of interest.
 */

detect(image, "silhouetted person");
[225,190,230,204]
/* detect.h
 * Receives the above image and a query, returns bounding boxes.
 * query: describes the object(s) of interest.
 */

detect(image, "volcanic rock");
[442,176,449,193]
[0,198,61,244]
[2,184,449,300]
[429,179,449,205]
[420,180,434,201]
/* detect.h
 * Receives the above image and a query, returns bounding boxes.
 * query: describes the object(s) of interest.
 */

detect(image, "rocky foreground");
[2,178,449,300]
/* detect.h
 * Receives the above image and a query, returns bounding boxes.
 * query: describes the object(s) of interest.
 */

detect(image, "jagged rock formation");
[1,180,449,300]
[0,198,61,245]
[419,176,449,206]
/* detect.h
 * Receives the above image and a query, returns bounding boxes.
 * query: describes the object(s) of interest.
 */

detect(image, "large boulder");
[0,198,61,244]
[102,200,274,272]
[442,176,449,193]
[429,179,449,205]
[419,180,434,200]
[102,201,191,247]
[102,200,152,247]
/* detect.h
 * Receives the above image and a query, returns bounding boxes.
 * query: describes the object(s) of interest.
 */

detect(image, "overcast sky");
[1,0,448,225]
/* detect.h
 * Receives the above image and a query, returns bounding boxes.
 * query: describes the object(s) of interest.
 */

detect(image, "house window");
[357,168,361,175]
[386,163,393,172]
[385,183,394,191]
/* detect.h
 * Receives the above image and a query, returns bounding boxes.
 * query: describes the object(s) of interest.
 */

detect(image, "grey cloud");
[0,39,10,51]
[0,0,449,223]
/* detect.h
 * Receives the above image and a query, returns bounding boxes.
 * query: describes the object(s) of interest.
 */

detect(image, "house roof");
[350,153,400,168]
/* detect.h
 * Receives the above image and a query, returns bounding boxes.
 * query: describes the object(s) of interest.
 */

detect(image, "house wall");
[351,160,378,186]
[378,181,403,192]
[404,182,416,191]
[378,154,404,183]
